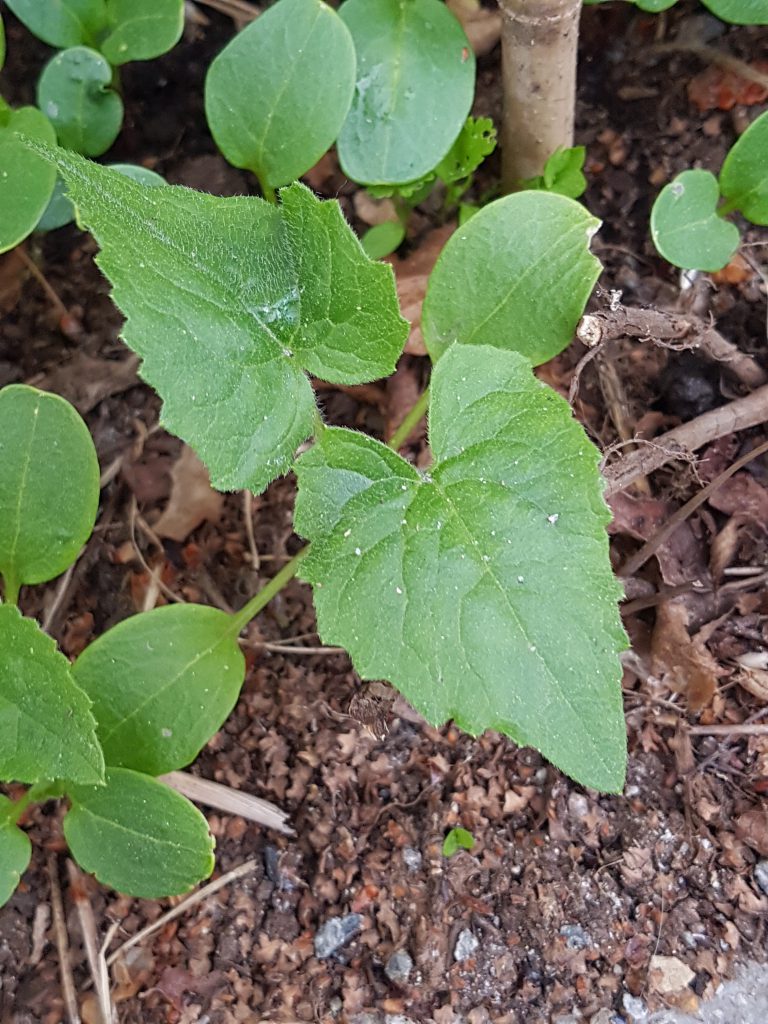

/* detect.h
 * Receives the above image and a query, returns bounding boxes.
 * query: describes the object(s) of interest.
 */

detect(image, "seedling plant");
[5,132,629,904]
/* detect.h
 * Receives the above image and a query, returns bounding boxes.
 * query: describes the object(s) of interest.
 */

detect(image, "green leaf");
[442,826,474,857]
[422,192,601,366]
[337,0,475,185]
[37,47,123,157]
[0,385,99,598]
[108,163,166,187]
[361,220,406,260]
[527,146,587,200]
[435,116,497,186]
[64,767,215,898]
[37,164,165,233]
[0,13,6,72]
[99,0,184,64]
[23,145,407,493]
[635,0,678,11]
[720,110,768,224]
[0,106,57,254]
[72,605,245,775]
[0,797,31,907]
[650,169,740,271]
[205,0,356,189]
[0,604,105,785]
[295,345,627,793]
[3,0,105,49]
[701,0,768,22]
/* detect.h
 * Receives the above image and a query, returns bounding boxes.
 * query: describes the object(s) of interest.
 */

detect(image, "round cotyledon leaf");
[0,796,32,907]
[720,109,768,225]
[3,0,105,49]
[0,604,104,786]
[64,767,215,898]
[205,0,356,189]
[295,344,628,793]
[0,106,57,254]
[99,0,184,65]
[651,169,740,271]
[72,604,246,776]
[422,191,602,366]
[0,385,99,599]
[337,0,475,186]
[37,47,123,157]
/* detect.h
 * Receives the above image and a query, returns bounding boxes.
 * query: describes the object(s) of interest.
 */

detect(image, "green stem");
[717,197,739,218]
[229,546,310,635]
[388,386,430,451]
[1,781,59,826]
[260,178,277,204]
[3,576,20,606]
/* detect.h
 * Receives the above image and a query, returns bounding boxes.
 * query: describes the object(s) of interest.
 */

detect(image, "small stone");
[560,923,591,949]
[313,913,362,959]
[385,949,414,984]
[454,928,479,962]
[385,1017,417,1024]
[754,859,768,895]
[621,993,647,1022]
[402,847,422,871]
[590,1011,619,1024]
[648,954,695,996]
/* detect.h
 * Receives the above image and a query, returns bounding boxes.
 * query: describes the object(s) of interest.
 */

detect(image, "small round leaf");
[720,109,768,225]
[72,604,246,776]
[205,0,356,188]
[0,797,32,907]
[0,106,57,254]
[337,0,475,186]
[100,0,184,65]
[3,0,105,49]
[65,768,215,898]
[651,169,740,272]
[37,47,123,157]
[37,176,76,232]
[0,604,104,786]
[0,385,99,596]
[422,192,601,366]
[361,220,406,260]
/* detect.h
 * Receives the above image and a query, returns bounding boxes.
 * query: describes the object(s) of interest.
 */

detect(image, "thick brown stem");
[498,0,581,189]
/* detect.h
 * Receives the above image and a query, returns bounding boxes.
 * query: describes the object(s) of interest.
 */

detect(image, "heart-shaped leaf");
[24,145,407,494]
[99,0,184,64]
[205,0,356,189]
[3,0,105,49]
[720,109,768,225]
[295,344,627,792]
[72,605,245,775]
[64,768,214,897]
[651,169,739,271]
[37,47,123,157]
[337,0,475,185]
[0,107,56,254]
[0,797,31,907]
[0,604,105,785]
[0,385,100,600]
[422,192,601,365]
[701,0,768,22]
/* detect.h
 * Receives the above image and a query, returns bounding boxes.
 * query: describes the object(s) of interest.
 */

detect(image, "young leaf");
[205,0,356,189]
[64,768,215,898]
[700,0,768,23]
[435,116,497,186]
[37,47,123,157]
[295,345,628,793]
[337,0,475,185]
[3,0,105,50]
[720,109,768,225]
[72,605,245,776]
[361,220,406,260]
[0,107,57,254]
[650,169,740,271]
[442,826,474,857]
[0,604,105,785]
[0,797,31,907]
[422,192,601,366]
[0,385,99,598]
[22,146,407,493]
[99,0,184,65]
[523,146,587,200]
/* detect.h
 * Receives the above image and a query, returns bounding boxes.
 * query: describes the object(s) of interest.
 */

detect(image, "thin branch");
[47,854,81,1024]
[688,723,768,736]
[66,861,113,1024]
[160,770,293,834]
[254,641,346,655]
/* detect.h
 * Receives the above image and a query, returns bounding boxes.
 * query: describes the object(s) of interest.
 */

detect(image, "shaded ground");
[1,2,768,1022]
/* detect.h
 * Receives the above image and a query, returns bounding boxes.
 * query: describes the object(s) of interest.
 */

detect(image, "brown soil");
[2,3,768,1023]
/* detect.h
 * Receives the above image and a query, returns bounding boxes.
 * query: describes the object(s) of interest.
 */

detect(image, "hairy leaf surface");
[296,345,627,792]
[0,605,104,785]
[422,192,601,365]
[27,146,407,493]
[73,605,245,775]
[65,768,214,897]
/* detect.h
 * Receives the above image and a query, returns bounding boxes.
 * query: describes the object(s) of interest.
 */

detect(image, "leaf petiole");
[388,386,430,451]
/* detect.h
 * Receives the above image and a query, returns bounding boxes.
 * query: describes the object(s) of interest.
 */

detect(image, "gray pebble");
[754,860,768,895]
[454,928,479,962]
[560,923,591,949]
[385,949,414,984]
[402,847,422,871]
[314,913,363,959]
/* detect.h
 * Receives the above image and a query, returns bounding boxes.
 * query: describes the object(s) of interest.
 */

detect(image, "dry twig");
[66,861,114,1024]
[47,854,81,1024]
[160,770,293,834]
